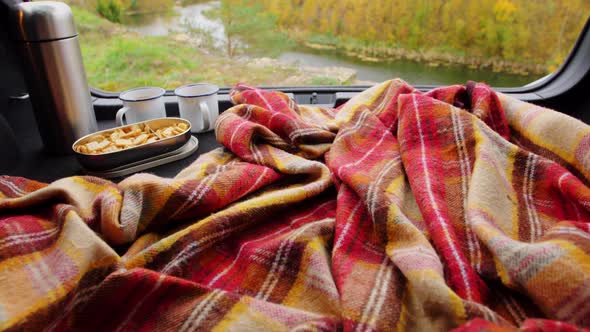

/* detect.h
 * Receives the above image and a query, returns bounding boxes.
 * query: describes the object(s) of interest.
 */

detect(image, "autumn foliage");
[254,0,589,73]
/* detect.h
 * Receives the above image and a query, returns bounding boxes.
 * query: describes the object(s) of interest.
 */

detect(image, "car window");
[63,0,590,91]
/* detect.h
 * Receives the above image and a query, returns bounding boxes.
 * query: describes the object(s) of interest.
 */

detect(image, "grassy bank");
[72,6,346,91]
[74,9,202,91]
[293,32,548,76]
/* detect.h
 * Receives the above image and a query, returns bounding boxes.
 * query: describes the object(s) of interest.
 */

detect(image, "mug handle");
[200,101,213,131]
[116,107,129,126]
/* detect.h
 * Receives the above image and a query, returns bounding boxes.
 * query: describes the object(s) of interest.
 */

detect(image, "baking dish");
[72,117,191,170]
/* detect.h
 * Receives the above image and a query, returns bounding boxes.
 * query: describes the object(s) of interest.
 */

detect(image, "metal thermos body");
[10,1,97,154]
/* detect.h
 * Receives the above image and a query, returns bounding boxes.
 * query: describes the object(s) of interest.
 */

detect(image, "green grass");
[74,6,207,90]
[306,34,338,47]
[83,37,205,91]
[309,76,340,86]
[72,6,110,30]
[72,5,304,91]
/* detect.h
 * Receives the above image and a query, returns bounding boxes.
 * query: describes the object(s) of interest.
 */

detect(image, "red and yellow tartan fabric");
[0,79,589,331]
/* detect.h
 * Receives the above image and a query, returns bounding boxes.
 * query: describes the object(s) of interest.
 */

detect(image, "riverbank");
[292,32,548,76]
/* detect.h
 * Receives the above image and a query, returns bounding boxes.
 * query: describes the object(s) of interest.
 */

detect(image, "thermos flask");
[10,1,97,154]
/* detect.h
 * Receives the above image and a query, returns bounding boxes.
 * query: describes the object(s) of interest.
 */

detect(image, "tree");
[96,0,122,23]
[217,0,292,58]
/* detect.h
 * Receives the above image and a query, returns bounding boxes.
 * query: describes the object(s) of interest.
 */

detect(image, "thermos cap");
[11,1,77,42]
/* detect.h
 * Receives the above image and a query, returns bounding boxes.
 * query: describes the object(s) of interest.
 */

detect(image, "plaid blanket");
[0,79,589,331]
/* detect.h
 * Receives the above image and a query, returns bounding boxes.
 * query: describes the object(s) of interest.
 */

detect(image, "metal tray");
[82,136,199,178]
[73,117,191,170]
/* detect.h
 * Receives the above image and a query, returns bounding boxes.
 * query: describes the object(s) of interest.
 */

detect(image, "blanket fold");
[0,79,589,331]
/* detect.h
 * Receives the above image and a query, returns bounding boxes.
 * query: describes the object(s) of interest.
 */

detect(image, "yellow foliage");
[493,0,517,23]
[256,0,590,69]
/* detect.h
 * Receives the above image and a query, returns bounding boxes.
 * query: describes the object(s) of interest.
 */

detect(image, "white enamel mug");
[116,87,167,126]
[174,83,219,133]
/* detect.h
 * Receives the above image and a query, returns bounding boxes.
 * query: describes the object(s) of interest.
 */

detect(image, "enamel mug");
[175,83,219,133]
[116,87,167,126]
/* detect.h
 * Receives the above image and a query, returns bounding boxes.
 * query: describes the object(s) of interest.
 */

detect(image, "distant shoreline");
[297,39,548,77]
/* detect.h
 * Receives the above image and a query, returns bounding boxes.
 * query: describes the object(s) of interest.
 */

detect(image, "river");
[123,1,539,87]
